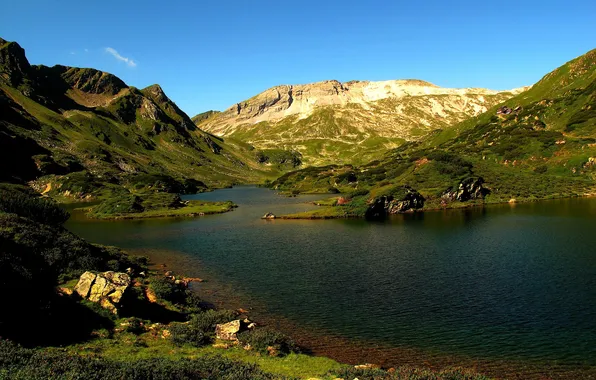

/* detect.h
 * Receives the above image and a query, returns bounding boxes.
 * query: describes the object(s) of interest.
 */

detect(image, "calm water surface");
[66,187,596,369]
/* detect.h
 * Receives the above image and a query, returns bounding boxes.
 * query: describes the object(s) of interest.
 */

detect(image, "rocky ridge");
[0,37,274,196]
[198,79,527,165]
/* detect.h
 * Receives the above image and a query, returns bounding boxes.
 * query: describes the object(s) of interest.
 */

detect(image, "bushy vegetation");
[238,328,299,357]
[0,340,277,380]
[0,185,69,225]
[170,310,238,347]
[0,186,146,344]
[255,149,302,168]
[91,194,145,216]
[126,173,206,194]
[88,192,236,219]
[149,277,192,305]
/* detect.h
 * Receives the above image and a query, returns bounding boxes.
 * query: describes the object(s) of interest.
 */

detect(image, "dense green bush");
[0,187,147,344]
[169,323,210,347]
[90,194,144,217]
[336,171,358,183]
[170,310,237,347]
[255,149,302,168]
[427,151,473,177]
[534,165,548,174]
[346,189,370,199]
[0,339,277,380]
[0,188,69,225]
[237,328,298,357]
[89,192,191,218]
[149,277,189,304]
[127,173,191,193]
[59,171,105,195]
[124,317,146,335]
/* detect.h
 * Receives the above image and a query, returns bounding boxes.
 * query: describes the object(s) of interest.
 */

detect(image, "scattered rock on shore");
[215,320,242,341]
[262,212,276,219]
[74,271,131,314]
[215,319,255,341]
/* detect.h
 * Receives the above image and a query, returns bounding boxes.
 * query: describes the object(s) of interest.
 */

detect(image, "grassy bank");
[279,193,595,219]
[84,192,237,220]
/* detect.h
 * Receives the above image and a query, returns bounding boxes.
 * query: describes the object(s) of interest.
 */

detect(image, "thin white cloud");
[105,47,137,67]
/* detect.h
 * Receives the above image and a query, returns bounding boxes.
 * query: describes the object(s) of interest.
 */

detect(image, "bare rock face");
[365,186,425,218]
[215,319,254,341]
[442,177,490,202]
[197,78,526,166]
[200,79,525,135]
[215,320,242,341]
[74,271,132,314]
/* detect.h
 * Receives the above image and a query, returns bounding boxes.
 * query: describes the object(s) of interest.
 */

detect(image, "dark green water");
[66,187,596,366]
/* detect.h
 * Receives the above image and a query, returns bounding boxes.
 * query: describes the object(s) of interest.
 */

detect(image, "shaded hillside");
[0,37,275,201]
[269,49,596,217]
[197,79,523,165]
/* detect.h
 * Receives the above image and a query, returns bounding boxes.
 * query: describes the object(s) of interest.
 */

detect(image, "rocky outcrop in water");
[365,186,425,218]
[442,177,490,202]
[262,212,276,219]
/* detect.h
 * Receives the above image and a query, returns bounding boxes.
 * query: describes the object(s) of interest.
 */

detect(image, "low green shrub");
[237,328,298,357]
[0,339,276,379]
[170,310,237,347]
[346,189,370,199]
[169,323,210,347]
[149,277,188,304]
[0,188,69,225]
[534,165,548,174]
[124,317,146,335]
[90,195,144,217]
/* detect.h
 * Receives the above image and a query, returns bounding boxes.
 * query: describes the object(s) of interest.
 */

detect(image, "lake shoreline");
[275,192,596,219]
[138,246,596,380]
[66,186,596,379]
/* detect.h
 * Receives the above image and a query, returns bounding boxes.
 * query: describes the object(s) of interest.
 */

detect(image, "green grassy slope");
[0,37,278,201]
[269,49,596,217]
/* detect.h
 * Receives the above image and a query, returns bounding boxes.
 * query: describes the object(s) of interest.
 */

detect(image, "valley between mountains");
[2,36,594,219]
[1,34,595,380]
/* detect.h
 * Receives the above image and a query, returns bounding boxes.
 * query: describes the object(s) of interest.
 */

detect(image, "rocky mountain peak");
[197,78,524,165]
[142,84,168,104]
[0,38,31,86]
[199,78,523,135]
[60,67,127,96]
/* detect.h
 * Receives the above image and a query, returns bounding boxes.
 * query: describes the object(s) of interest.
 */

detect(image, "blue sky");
[2,0,595,116]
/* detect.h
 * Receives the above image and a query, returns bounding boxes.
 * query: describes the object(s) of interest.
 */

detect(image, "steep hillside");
[198,79,523,165]
[269,49,596,218]
[0,37,276,201]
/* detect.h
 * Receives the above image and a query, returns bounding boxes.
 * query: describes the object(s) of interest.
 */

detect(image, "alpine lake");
[65,186,596,379]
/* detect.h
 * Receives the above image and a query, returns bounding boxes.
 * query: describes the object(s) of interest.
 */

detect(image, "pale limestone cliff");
[198,79,527,165]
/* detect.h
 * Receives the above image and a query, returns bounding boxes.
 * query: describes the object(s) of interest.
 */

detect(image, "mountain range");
[269,49,596,217]
[0,37,280,201]
[1,36,594,210]
[197,79,525,165]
